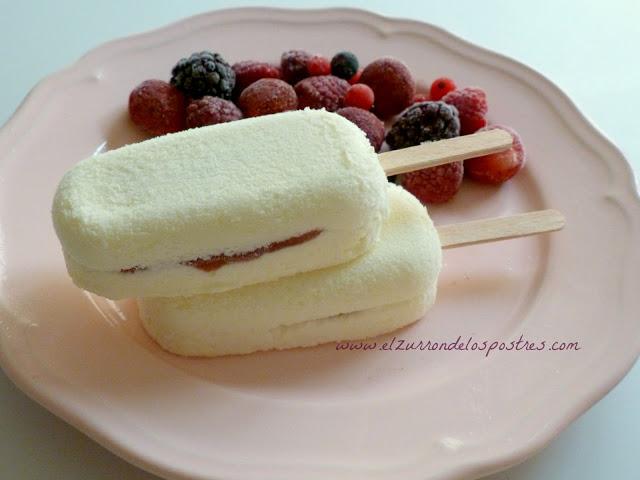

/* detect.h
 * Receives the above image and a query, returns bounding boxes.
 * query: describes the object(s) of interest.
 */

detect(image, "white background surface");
[1,1,638,479]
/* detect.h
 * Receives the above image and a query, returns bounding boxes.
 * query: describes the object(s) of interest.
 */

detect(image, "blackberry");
[170,51,235,99]
[331,51,359,80]
[386,101,460,150]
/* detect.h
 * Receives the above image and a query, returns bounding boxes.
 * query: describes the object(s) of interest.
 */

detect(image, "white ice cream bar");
[138,184,442,357]
[52,109,389,299]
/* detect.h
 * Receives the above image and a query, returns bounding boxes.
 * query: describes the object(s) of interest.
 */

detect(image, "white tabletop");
[1,1,638,479]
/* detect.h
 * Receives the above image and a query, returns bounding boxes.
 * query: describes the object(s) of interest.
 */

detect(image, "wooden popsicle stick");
[437,209,565,249]
[378,129,513,176]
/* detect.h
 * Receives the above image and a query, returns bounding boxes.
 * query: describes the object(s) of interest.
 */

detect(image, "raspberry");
[307,55,331,76]
[336,107,385,152]
[343,83,375,110]
[232,61,281,96]
[360,57,416,119]
[128,79,186,135]
[401,161,463,204]
[462,115,487,134]
[385,101,460,150]
[281,50,311,84]
[429,77,456,101]
[170,51,235,100]
[186,96,242,128]
[413,93,430,104]
[238,78,298,117]
[465,125,525,184]
[331,51,359,80]
[348,68,363,85]
[295,75,350,112]
[442,87,488,135]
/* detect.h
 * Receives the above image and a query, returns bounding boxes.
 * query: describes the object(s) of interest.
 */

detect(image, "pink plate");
[1,8,639,480]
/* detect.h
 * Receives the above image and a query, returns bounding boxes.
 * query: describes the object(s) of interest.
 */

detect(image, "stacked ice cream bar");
[52,109,448,356]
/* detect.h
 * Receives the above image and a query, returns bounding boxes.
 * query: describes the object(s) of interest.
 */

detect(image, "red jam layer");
[120,229,322,274]
[120,266,146,274]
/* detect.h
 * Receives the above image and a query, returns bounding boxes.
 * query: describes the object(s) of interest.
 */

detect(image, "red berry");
[307,55,331,76]
[186,96,242,128]
[295,75,350,112]
[281,50,311,84]
[128,79,186,135]
[343,83,375,110]
[360,57,416,119]
[232,61,281,96]
[348,68,363,85]
[401,162,463,204]
[465,125,525,184]
[465,115,487,133]
[413,93,430,104]
[429,77,456,101]
[238,78,298,117]
[336,107,385,152]
[442,87,488,135]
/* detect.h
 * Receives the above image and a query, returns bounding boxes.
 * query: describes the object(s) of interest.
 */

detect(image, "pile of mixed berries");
[128,49,525,204]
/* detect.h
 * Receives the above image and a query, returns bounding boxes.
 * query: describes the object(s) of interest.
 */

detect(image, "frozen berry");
[343,83,375,110]
[186,96,242,128]
[336,107,385,152]
[238,78,298,117]
[429,77,456,101]
[295,75,350,111]
[281,50,311,84]
[401,162,463,204]
[349,68,363,85]
[128,79,186,135]
[307,55,331,76]
[331,51,359,80]
[465,125,525,184]
[413,93,430,104]
[232,61,281,96]
[442,87,488,135]
[360,57,416,118]
[170,51,235,99]
[386,101,460,150]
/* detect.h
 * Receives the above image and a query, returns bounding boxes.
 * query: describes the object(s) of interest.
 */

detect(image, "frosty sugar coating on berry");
[281,50,311,84]
[360,57,416,118]
[295,75,350,112]
[128,79,186,135]
[186,97,242,128]
[170,51,235,100]
[232,61,281,97]
[336,107,385,152]
[238,78,298,117]
[442,87,488,135]
[401,161,464,204]
[385,101,460,150]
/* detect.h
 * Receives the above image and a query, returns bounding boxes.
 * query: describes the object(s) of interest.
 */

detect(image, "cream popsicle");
[137,184,442,357]
[52,109,389,299]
